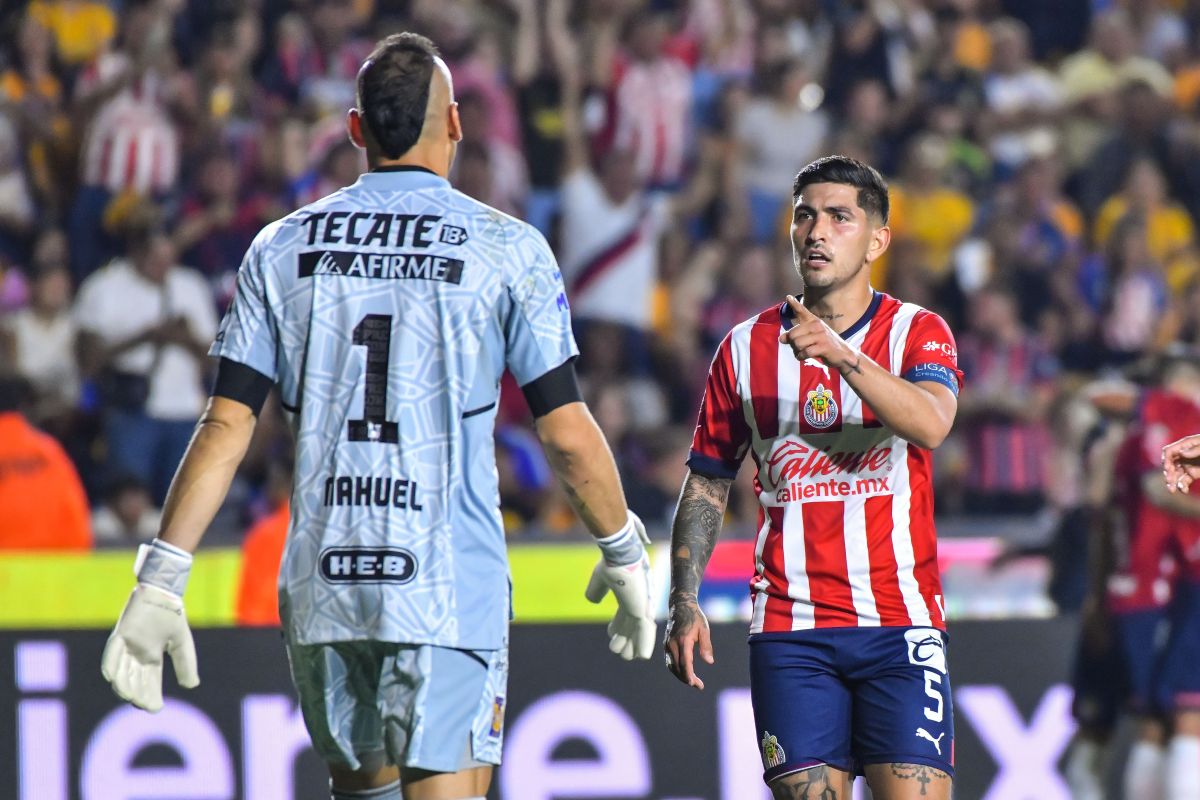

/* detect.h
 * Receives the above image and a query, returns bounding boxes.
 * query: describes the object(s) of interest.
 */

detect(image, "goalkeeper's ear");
[347,108,368,150]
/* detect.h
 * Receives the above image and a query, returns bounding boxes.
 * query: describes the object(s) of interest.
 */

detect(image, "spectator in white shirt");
[74,216,217,502]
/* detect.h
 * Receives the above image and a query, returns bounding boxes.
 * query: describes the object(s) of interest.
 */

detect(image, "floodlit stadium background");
[0,0,1195,797]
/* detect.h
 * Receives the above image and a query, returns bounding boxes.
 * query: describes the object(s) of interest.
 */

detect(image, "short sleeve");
[209,237,278,382]
[686,334,751,479]
[503,225,578,386]
[901,311,963,397]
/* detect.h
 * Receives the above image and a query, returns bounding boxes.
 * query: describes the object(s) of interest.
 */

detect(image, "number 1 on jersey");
[348,314,400,443]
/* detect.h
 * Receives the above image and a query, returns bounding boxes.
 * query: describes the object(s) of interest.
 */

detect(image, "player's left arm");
[779,295,958,449]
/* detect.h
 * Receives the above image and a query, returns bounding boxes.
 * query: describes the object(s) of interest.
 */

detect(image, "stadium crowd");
[0,0,1196,576]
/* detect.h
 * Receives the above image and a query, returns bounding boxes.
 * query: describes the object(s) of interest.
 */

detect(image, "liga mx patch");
[904,629,947,674]
[489,696,505,738]
[803,383,838,429]
[761,731,786,769]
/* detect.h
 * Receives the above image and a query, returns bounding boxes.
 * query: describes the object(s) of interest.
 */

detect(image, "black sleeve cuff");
[213,358,274,415]
[686,451,740,479]
[521,358,582,418]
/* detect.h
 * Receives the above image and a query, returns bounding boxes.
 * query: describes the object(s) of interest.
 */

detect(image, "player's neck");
[800,282,874,335]
[367,144,451,179]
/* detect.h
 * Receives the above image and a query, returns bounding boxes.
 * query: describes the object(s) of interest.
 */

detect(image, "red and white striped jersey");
[688,292,963,633]
[76,53,179,195]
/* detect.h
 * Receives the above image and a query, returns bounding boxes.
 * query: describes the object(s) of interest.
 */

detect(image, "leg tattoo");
[771,765,843,800]
[889,763,951,797]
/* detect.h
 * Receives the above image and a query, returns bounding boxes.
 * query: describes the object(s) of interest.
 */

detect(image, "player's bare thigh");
[328,764,493,800]
[769,763,853,799]
[864,762,952,800]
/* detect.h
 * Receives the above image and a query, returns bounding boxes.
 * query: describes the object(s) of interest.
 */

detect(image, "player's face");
[790,182,889,291]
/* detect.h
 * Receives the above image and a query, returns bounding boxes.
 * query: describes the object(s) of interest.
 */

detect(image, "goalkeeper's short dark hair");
[356,33,441,159]
[793,155,890,225]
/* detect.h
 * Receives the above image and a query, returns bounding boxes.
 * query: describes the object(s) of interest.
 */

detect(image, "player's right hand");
[585,516,656,660]
[664,594,714,690]
[101,584,199,712]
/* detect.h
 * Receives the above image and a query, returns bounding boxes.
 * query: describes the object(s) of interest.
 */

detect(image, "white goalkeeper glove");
[101,539,199,712]
[585,512,657,661]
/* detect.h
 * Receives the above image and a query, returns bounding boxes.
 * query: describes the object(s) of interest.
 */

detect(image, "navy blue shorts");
[1162,581,1200,712]
[1114,608,1170,716]
[749,626,954,784]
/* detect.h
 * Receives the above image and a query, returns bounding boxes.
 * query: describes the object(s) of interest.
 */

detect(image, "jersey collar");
[355,166,450,190]
[779,290,882,340]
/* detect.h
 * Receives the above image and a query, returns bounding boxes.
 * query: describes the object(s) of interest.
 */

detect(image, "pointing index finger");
[786,294,814,320]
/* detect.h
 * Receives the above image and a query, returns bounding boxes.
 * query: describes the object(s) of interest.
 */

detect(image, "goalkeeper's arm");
[535,400,656,660]
[102,395,258,711]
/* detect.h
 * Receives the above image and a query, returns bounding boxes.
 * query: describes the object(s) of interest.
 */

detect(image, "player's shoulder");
[450,188,550,249]
[881,293,953,335]
[255,192,352,248]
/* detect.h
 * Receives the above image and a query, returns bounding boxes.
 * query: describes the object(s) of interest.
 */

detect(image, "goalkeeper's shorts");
[284,637,508,773]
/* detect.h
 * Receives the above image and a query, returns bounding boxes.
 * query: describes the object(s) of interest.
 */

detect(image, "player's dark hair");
[793,155,890,224]
[356,33,441,159]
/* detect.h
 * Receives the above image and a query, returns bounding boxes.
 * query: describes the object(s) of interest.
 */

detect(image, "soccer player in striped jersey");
[664,156,961,799]
[100,33,655,800]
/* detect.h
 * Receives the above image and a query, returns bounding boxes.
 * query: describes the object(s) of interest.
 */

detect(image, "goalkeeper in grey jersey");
[101,32,654,800]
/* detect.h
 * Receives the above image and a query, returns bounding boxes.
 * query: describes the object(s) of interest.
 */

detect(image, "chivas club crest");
[803,383,838,428]
[761,731,787,769]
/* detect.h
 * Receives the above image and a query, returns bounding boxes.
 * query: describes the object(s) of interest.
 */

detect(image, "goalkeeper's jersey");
[210,167,577,649]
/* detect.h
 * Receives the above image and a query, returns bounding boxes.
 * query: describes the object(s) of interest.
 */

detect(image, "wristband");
[134,538,193,596]
[596,512,644,567]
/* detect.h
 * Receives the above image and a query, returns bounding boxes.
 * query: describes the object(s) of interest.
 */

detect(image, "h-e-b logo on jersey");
[320,547,418,584]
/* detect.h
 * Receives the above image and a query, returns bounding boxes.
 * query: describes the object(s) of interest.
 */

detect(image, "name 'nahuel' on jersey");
[211,168,576,649]
[688,292,963,633]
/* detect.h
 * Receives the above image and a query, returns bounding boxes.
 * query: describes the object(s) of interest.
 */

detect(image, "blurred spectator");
[511,0,571,236]
[288,138,363,208]
[1059,10,1175,181]
[980,17,1063,175]
[0,374,90,550]
[837,78,898,176]
[558,48,715,367]
[607,8,694,188]
[193,19,262,137]
[956,287,1060,515]
[1127,0,1189,67]
[886,133,974,290]
[259,2,371,119]
[1,12,70,215]
[69,0,197,278]
[1093,217,1179,367]
[822,0,933,113]
[26,0,116,69]
[74,217,217,503]
[1092,156,1199,295]
[235,458,291,626]
[0,230,78,424]
[0,114,37,265]
[454,90,528,216]
[625,426,693,533]
[1093,76,1200,221]
[734,59,829,243]
[175,147,277,287]
[91,473,160,545]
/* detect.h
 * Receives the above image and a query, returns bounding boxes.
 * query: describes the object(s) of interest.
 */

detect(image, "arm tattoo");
[770,766,843,800]
[839,355,863,376]
[669,472,732,602]
[889,763,950,796]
